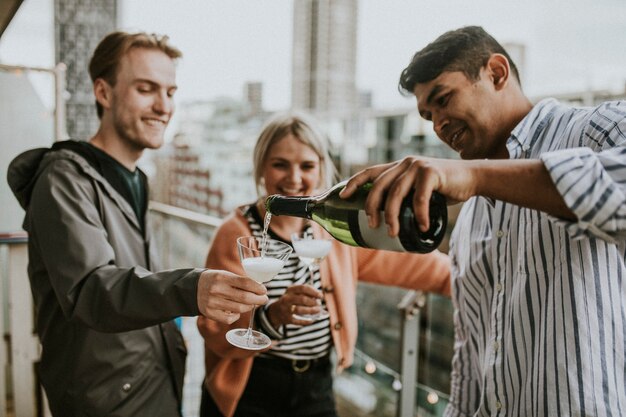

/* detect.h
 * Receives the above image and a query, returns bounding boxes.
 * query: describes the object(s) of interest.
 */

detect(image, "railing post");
[1,233,40,417]
[397,290,426,417]
[53,63,68,141]
[0,243,7,415]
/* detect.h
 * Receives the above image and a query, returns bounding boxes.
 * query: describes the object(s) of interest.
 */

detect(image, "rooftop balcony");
[4,55,626,417]
[3,2,626,416]
[0,51,458,417]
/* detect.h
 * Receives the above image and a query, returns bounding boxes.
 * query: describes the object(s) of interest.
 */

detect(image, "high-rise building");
[244,81,263,117]
[55,0,117,140]
[291,0,358,114]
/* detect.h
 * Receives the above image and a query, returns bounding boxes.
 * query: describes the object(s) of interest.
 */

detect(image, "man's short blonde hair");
[88,31,182,118]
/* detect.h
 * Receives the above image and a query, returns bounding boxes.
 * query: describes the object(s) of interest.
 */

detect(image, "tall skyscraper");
[291,0,358,114]
[244,81,263,117]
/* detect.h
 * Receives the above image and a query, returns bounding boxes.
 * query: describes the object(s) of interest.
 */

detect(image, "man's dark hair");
[399,26,521,94]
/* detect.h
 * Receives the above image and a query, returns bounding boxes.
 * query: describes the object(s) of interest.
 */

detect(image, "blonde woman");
[197,112,451,417]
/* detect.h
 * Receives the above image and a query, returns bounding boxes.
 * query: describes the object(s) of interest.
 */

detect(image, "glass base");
[293,308,330,321]
[226,328,271,350]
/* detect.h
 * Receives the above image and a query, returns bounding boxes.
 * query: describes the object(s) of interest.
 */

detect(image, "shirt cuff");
[257,300,285,340]
[540,147,621,243]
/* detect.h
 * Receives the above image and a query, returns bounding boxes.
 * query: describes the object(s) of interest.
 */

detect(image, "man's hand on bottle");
[339,156,476,237]
[197,270,268,324]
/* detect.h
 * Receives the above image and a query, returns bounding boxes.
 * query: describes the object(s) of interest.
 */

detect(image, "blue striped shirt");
[445,99,626,417]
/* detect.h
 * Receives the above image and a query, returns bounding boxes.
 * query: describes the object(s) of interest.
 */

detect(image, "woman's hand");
[266,284,323,327]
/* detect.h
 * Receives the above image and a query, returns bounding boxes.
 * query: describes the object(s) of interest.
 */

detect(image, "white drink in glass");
[227,236,292,350]
[292,239,332,265]
[242,257,285,283]
[291,234,332,321]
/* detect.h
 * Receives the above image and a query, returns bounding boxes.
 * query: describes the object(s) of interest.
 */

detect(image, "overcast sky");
[1,0,626,111]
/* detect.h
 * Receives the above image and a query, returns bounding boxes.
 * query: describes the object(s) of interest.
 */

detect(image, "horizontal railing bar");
[149,201,223,228]
[353,348,400,380]
[0,63,58,74]
[397,290,426,318]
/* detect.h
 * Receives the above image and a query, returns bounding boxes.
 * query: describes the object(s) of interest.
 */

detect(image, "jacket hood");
[7,147,52,210]
[7,140,101,210]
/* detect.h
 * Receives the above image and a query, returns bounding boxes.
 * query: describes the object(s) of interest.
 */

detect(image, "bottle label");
[357,210,405,252]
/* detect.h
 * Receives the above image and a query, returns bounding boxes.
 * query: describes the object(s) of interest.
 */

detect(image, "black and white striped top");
[244,205,332,360]
[445,99,626,417]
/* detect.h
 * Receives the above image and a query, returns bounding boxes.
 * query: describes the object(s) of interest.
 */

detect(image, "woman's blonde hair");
[253,112,337,196]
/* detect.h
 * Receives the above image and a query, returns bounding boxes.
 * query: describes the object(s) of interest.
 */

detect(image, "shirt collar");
[507,98,560,158]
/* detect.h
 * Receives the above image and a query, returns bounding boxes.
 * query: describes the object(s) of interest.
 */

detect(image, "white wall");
[0,71,54,233]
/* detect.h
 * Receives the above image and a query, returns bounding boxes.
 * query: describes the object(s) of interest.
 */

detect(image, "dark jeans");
[200,355,338,417]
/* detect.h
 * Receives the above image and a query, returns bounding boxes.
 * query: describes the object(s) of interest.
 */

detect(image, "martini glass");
[226,236,292,350]
[291,232,332,321]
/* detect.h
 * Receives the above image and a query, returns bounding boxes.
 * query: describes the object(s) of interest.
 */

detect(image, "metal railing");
[398,290,426,416]
[0,232,43,417]
[148,202,223,417]
[0,63,68,141]
[149,202,454,417]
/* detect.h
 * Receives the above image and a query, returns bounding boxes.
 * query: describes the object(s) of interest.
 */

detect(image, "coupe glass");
[291,232,332,321]
[225,236,292,350]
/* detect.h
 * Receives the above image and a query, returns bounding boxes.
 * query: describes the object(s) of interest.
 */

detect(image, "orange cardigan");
[197,208,451,417]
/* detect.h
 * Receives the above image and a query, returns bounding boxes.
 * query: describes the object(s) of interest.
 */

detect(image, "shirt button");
[495,283,502,292]
[122,383,131,392]
[496,230,504,238]
[493,341,499,352]
[495,401,502,410]
[334,322,343,330]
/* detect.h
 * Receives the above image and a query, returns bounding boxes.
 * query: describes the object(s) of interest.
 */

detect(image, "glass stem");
[246,306,257,338]
[308,262,316,286]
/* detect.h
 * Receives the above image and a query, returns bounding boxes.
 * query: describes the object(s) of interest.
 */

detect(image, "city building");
[291,0,358,113]
[244,81,264,118]
[55,0,116,140]
[151,95,267,217]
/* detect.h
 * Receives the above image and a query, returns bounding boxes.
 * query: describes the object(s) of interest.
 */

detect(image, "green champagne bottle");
[265,181,447,253]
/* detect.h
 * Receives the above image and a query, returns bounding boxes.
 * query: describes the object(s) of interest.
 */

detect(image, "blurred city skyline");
[1,0,625,114]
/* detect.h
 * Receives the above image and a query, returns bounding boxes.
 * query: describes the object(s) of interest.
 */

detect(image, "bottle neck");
[265,195,312,219]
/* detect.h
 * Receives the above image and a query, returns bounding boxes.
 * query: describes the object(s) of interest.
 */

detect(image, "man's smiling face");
[414,69,508,160]
[104,47,178,152]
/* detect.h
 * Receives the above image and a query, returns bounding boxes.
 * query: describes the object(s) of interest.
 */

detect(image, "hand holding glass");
[226,236,292,350]
[291,232,332,321]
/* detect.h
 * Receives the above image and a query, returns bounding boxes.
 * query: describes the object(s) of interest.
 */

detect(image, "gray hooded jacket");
[7,142,203,417]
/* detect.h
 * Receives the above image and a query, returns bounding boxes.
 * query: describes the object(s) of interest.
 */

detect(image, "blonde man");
[7,31,267,417]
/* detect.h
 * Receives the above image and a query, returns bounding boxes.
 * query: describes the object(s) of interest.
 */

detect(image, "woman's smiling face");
[262,133,322,197]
